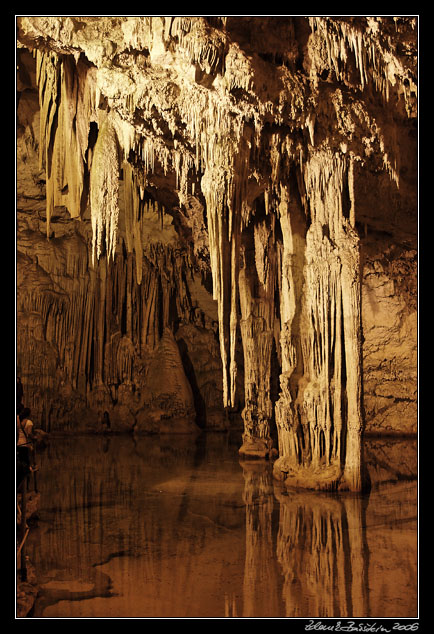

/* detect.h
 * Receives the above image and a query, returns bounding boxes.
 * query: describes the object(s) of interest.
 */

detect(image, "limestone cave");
[15,16,418,620]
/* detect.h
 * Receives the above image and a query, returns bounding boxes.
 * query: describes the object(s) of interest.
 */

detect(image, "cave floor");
[24,432,417,618]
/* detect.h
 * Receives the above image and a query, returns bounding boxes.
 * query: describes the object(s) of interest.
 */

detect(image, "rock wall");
[16,17,417,490]
[16,205,226,432]
[362,243,417,435]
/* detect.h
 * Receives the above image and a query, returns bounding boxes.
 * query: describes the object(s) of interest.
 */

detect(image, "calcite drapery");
[36,50,99,237]
[17,16,417,490]
[90,113,121,264]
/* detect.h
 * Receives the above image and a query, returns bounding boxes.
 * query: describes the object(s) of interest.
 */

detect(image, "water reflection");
[274,488,370,617]
[241,461,281,618]
[26,433,417,618]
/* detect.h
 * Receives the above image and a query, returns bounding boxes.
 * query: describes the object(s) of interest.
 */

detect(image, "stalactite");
[200,119,250,408]
[171,16,226,77]
[90,113,121,265]
[308,16,417,111]
[36,51,98,238]
[123,161,144,284]
[36,50,60,238]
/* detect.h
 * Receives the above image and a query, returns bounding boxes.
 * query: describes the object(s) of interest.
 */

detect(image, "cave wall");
[16,17,417,489]
[16,200,228,433]
[17,43,233,432]
[362,241,417,435]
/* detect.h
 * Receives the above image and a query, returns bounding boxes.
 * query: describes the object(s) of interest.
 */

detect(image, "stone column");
[238,209,276,459]
[273,152,366,491]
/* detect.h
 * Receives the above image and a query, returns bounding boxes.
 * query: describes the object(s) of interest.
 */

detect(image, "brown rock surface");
[362,245,417,434]
[136,327,198,432]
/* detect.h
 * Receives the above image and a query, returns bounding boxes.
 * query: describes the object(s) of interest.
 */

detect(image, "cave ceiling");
[16,16,417,249]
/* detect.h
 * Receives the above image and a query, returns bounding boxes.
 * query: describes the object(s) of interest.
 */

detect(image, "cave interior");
[16,16,418,493]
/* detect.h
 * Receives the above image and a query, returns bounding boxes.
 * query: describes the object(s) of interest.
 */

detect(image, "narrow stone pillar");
[238,209,276,459]
[339,224,364,491]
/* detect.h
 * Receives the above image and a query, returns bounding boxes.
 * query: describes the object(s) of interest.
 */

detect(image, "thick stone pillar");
[273,152,367,492]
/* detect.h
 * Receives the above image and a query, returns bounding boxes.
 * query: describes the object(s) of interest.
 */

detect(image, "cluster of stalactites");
[308,16,417,116]
[170,16,227,77]
[34,21,302,315]
[303,148,356,235]
[121,73,306,410]
[34,43,247,283]
[200,155,245,408]
[35,49,175,273]
[123,161,172,285]
[31,18,414,428]
[89,114,121,264]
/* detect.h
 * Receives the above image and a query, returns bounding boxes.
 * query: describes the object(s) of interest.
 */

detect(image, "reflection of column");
[241,461,281,618]
[345,496,370,617]
[275,487,369,618]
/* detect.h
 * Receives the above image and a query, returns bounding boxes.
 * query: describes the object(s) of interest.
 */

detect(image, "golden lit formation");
[16,16,417,620]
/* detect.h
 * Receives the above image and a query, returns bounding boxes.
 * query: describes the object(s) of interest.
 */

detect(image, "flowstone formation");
[16,17,417,491]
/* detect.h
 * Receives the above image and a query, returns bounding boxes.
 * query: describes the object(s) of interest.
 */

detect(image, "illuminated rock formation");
[16,17,417,490]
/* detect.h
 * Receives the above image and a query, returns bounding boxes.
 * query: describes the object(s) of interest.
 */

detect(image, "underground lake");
[23,431,417,619]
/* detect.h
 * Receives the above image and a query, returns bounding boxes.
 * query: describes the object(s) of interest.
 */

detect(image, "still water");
[26,432,417,619]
